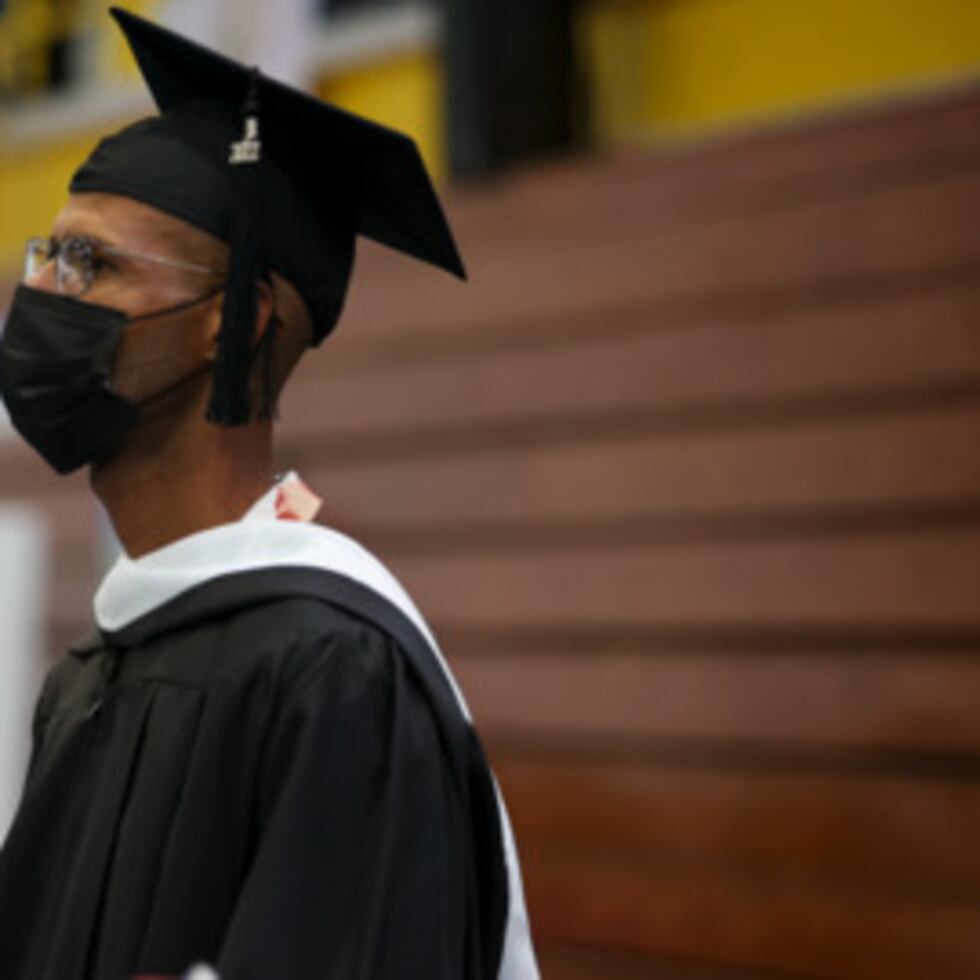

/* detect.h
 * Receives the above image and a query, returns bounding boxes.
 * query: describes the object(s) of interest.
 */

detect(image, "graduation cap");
[70,6,465,424]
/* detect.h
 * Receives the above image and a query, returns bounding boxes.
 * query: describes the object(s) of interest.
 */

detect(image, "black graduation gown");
[0,566,511,980]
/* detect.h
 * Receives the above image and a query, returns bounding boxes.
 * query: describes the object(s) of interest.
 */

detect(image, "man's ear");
[202,290,223,362]
[203,278,275,361]
[253,277,276,347]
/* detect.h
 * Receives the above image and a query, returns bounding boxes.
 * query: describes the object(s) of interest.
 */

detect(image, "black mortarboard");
[70,6,465,424]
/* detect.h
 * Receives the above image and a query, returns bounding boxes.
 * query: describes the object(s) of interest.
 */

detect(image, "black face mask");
[0,284,219,474]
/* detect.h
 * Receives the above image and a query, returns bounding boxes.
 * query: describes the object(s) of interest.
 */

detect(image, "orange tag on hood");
[273,473,322,522]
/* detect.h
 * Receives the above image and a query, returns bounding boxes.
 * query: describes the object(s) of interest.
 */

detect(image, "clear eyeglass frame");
[23,235,223,297]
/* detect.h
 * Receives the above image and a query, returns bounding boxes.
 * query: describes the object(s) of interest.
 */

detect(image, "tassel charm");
[229,68,262,165]
[229,115,261,164]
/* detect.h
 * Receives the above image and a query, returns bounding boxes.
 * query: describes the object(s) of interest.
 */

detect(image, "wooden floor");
[2,80,980,977]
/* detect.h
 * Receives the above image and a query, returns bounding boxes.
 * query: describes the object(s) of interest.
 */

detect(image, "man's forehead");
[52,192,197,249]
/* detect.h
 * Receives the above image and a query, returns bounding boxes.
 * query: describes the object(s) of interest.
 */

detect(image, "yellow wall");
[0,1,165,271]
[0,132,106,271]
[583,0,980,144]
[0,0,160,93]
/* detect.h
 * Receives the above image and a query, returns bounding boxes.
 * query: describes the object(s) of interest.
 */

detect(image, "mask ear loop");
[126,286,225,324]
[124,280,280,424]
[107,287,227,408]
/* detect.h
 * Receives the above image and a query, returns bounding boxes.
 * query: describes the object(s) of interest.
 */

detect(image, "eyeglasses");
[24,234,223,297]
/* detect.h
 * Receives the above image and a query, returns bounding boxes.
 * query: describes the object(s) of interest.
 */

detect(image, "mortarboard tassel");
[207,68,267,425]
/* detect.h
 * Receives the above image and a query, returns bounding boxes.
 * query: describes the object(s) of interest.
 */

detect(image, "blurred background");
[2,1,980,977]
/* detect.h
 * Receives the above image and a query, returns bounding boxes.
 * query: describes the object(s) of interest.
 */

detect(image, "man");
[0,8,538,980]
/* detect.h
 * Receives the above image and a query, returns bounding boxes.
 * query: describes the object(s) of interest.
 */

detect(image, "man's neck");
[91,405,275,559]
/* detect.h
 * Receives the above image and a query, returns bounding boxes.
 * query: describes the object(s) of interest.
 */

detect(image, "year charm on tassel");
[229,116,261,165]
[229,67,263,166]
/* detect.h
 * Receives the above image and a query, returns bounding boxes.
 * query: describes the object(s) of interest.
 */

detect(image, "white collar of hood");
[94,474,471,719]
[96,476,537,978]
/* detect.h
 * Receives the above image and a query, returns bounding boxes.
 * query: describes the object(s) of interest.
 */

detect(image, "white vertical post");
[0,506,46,844]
